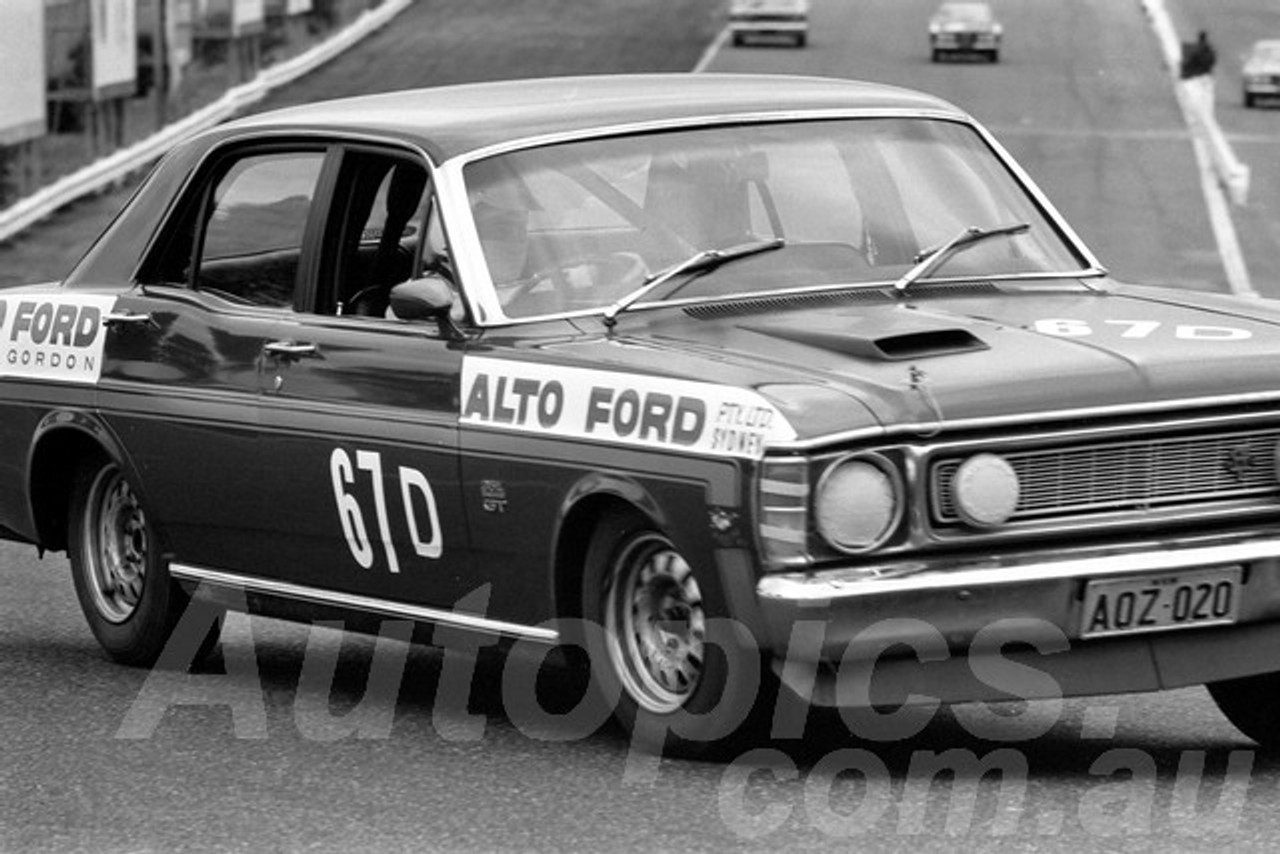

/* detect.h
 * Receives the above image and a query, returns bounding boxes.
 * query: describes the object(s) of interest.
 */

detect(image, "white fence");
[0,0,412,245]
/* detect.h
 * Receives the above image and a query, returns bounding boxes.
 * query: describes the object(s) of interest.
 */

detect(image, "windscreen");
[463,118,1090,319]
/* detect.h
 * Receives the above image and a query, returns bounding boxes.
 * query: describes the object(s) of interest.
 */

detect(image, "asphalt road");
[708,0,1280,296]
[5,0,1280,852]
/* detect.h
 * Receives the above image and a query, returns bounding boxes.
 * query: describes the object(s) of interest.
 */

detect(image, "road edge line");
[1139,0,1257,297]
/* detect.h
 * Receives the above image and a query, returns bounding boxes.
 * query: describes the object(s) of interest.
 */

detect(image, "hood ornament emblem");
[908,365,944,438]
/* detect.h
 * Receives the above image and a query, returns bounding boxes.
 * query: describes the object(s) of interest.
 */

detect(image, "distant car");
[1242,39,1280,108]
[929,1,1001,63]
[729,0,809,47]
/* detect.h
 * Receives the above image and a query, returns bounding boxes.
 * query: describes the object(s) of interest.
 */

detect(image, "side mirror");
[389,275,454,320]
[388,275,464,338]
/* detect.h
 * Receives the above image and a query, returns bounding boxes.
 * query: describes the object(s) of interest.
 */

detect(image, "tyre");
[989,49,999,63]
[931,48,942,62]
[580,510,773,757]
[68,458,219,668]
[1208,672,1280,747]
[1244,92,1255,109]
[795,33,807,48]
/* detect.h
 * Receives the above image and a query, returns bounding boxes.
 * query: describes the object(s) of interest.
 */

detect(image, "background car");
[1243,38,1280,107]
[729,0,809,47]
[929,1,1002,62]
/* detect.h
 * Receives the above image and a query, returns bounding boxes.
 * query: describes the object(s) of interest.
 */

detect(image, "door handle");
[263,340,319,358]
[103,311,156,329]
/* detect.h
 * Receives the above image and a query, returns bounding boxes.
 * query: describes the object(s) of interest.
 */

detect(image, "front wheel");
[580,510,773,756]
[1207,672,1280,748]
[68,458,218,668]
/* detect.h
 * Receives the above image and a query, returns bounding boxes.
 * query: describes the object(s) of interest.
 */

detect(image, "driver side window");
[320,150,435,320]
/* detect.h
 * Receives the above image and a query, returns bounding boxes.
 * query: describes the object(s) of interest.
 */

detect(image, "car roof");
[1249,39,1280,57]
[223,73,962,163]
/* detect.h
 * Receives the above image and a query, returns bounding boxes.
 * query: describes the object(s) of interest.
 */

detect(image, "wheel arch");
[550,472,668,623]
[28,410,134,552]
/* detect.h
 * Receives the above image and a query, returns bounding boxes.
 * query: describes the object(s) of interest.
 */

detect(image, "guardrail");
[0,0,413,245]
[1141,0,1250,206]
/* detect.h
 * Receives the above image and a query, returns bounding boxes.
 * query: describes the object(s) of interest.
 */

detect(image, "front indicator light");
[815,456,901,552]
[759,458,810,569]
[952,452,1020,527]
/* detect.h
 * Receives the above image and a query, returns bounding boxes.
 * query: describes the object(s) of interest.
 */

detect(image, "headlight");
[951,452,1020,527]
[814,454,901,552]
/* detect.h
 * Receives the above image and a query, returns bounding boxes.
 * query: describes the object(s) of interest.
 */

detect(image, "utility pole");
[153,0,169,126]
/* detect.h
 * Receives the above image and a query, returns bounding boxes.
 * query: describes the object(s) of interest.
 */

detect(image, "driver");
[472,199,531,287]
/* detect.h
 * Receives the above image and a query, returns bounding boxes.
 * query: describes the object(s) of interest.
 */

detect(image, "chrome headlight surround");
[813,452,904,554]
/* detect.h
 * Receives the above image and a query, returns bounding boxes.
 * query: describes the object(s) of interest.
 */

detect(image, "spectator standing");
[1180,30,1217,116]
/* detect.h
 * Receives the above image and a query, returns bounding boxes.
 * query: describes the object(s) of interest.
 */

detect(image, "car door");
[252,146,473,609]
[100,144,331,573]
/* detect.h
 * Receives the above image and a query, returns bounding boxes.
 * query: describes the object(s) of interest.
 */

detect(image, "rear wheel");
[68,458,219,668]
[580,510,773,756]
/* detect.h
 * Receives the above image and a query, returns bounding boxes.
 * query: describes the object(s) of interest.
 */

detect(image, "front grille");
[932,427,1280,526]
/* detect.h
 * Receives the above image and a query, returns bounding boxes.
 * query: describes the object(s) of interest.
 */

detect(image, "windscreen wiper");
[893,223,1030,293]
[602,237,785,328]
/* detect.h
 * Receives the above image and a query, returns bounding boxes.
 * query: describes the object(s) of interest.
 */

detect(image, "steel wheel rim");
[83,466,148,624]
[604,534,706,714]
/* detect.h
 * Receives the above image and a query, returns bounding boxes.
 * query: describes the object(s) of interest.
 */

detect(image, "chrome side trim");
[169,563,559,643]
[757,535,1280,602]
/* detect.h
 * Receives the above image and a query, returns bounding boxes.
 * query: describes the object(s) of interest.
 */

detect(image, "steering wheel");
[343,284,389,317]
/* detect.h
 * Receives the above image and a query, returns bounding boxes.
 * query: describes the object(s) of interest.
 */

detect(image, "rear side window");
[196,153,325,307]
[142,149,326,309]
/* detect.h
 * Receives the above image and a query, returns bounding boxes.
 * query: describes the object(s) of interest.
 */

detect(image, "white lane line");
[1140,0,1256,297]
[693,26,731,73]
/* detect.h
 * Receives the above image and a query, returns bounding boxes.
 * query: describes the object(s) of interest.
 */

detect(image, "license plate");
[1080,566,1241,639]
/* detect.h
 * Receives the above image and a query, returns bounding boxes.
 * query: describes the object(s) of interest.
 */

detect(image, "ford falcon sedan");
[6,73,1280,756]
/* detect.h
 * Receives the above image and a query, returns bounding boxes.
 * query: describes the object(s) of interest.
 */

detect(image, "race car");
[6,73,1280,756]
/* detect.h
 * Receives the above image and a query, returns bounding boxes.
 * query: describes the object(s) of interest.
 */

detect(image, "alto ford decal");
[460,356,797,458]
[1033,319,1252,341]
[0,294,116,383]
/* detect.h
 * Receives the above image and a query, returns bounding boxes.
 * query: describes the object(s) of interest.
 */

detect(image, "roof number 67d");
[330,448,442,573]
[1033,319,1251,340]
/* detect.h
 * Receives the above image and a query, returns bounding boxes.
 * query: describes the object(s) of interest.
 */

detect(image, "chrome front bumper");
[756,531,1280,659]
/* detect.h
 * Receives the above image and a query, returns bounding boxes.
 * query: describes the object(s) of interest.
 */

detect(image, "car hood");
[544,280,1280,444]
